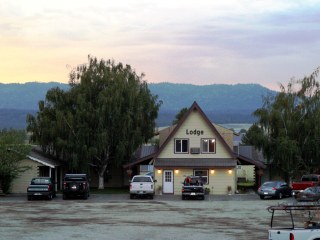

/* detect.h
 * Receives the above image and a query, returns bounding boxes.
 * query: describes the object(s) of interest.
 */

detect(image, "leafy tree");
[27,56,161,189]
[172,107,188,125]
[0,129,31,193]
[243,68,320,180]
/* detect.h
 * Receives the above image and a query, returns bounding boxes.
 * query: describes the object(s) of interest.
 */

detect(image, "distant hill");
[0,82,277,129]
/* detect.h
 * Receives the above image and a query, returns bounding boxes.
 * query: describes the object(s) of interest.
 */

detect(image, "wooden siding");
[154,167,236,195]
[237,165,255,182]
[158,110,233,159]
[11,159,39,193]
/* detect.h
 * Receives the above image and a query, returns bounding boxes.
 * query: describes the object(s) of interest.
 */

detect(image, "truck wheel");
[27,196,32,201]
[47,194,52,200]
[63,194,67,200]
[182,195,186,200]
[259,195,264,200]
[83,193,88,200]
[150,194,154,199]
[130,194,134,199]
[201,196,205,200]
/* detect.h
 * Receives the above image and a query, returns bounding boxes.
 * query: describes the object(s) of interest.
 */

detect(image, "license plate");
[34,193,42,195]
[191,193,196,196]
[139,191,143,194]
[264,192,268,195]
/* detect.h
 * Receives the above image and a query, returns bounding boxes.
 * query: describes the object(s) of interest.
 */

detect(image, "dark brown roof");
[237,154,266,169]
[154,158,237,168]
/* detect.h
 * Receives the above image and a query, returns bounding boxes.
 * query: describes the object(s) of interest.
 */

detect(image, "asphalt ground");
[0,193,296,240]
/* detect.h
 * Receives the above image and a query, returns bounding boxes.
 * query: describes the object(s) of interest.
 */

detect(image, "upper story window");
[201,138,216,153]
[175,139,189,153]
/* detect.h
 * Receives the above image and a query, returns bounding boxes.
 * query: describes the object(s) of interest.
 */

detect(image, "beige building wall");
[158,111,233,159]
[154,168,236,195]
[236,165,255,182]
[11,159,39,193]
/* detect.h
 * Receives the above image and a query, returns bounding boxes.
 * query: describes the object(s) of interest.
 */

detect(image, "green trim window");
[201,138,216,153]
[175,139,189,153]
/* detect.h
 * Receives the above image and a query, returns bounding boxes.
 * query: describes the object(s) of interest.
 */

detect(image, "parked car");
[63,174,90,200]
[291,174,320,196]
[129,175,156,199]
[27,177,56,200]
[258,181,292,199]
[181,176,205,200]
[295,186,320,202]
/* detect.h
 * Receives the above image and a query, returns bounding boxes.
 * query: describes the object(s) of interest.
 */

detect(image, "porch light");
[157,169,162,174]
[175,169,179,174]
[210,170,215,174]
[228,170,233,174]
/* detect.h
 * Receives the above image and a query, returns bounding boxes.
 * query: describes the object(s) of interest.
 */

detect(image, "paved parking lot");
[0,193,295,240]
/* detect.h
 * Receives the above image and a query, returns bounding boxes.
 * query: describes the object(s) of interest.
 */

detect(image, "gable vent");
[190,147,200,154]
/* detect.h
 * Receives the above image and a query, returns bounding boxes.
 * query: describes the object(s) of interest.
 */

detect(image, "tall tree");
[172,107,188,125]
[27,56,161,189]
[243,68,320,180]
[0,129,31,193]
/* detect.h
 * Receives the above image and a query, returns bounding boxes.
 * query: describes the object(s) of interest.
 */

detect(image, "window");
[175,139,189,153]
[201,138,216,153]
[194,169,208,184]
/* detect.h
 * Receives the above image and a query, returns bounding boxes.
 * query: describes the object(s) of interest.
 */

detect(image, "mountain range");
[0,82,277,129]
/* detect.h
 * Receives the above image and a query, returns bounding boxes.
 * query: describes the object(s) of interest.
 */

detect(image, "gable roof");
[153,101,235,160]
[27,147,62,168]
[123,145,158,169]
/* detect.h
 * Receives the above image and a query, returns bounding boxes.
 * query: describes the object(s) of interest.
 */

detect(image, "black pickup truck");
[181,176,205,200]
[27,177,56,200]
[62,174,90,200]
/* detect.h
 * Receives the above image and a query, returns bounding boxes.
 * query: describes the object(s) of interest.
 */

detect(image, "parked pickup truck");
[63,174,90,200]
[27,177,56,200]
[129,175,156,199]
[292,174,320,196]
[181,176,205,200]
[268,205,320,240]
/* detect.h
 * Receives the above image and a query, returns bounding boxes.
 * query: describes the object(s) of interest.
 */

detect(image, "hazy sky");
[1,0,319,90]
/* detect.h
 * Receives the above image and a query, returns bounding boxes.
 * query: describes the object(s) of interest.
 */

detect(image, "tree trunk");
[98,164,107,189]
[98,175,104,189]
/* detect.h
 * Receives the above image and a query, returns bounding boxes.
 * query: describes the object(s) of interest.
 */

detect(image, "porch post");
[55,168,58,191]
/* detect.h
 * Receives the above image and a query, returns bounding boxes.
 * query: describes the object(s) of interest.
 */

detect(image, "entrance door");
[163,170,174,194]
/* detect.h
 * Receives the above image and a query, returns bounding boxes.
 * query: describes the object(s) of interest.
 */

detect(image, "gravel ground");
[0,193,295,240]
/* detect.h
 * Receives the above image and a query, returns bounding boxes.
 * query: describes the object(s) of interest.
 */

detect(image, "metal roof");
[154,158,237,168]
[27,147,62,168]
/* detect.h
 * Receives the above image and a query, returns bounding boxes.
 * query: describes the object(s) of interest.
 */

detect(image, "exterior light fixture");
[228,170,232,174]
[157,169,162,174]
[210,170,215,174]
[175,170,179,174]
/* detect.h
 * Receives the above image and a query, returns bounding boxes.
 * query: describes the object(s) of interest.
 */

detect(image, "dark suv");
[63,174,90,200]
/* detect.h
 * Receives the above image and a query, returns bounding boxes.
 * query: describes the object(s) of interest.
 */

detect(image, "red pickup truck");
[292,174,320,197]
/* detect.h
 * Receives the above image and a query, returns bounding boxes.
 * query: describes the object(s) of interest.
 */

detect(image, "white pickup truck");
[268,205,320,240]
[129,175,156,199]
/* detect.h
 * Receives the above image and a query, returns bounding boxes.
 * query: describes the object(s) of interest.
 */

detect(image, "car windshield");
[262,182,277,187]
[301,176,318,181]
[132,177,151,182]
[184,177,203,186]
[31,178,51,184]
[304,188,314,193]
[65,177,86,181]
